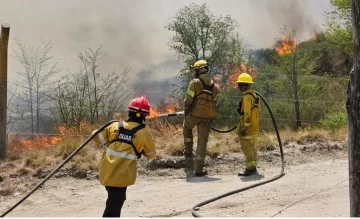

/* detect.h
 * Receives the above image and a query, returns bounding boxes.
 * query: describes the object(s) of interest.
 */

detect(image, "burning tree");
[262,28,323,129]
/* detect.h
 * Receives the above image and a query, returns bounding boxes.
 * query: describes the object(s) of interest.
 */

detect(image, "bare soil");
[0,139,349,217]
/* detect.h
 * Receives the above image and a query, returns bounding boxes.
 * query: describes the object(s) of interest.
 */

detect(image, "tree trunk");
[0,24,10,160]
[36,90,40,133]
[292,49,301,129]
[348,0,360,216]
[29,81,34,137]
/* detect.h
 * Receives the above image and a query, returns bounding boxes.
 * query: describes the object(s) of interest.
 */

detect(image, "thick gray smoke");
[201,0,332,48]
[1,0,332,104]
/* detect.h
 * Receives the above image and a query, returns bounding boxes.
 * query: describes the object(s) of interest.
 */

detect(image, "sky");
[0,0,334,103]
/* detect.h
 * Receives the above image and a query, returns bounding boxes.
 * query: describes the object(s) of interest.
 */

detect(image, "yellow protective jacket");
[236,89,261,139]
[92,121,156,187]
[184,74,220,119]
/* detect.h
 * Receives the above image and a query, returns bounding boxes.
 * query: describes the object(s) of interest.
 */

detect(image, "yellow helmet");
[193,60,208,70]
[236,73,254,84]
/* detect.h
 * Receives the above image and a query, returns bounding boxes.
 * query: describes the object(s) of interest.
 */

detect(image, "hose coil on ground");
[193,91,285,217]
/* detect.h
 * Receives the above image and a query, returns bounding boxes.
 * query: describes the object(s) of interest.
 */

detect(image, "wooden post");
[0,24,10,160]
[348,0,360,217]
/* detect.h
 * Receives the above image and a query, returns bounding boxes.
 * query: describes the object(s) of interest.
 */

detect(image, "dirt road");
[0,158,349,217]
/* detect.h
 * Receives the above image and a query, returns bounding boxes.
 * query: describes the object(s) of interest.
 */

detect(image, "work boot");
[184,157,194,169]
[194,170,208,177]
[238,168,257,177]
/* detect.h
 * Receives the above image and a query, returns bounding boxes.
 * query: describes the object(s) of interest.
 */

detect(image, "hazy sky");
[1,0,333,101]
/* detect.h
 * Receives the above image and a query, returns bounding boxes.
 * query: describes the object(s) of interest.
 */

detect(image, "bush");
[320,112,347,131]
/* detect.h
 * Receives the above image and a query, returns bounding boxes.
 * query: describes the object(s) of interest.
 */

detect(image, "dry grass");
[3,121,348,174]
[279,127,347,143]
[207,142,221,158]
[148,119,184,157]
[257,133,278,151]
[23,150,57,168]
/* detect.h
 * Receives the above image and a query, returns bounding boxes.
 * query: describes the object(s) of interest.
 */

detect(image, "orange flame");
[16,135,63,152]
[147,103,181,119]
[226,64,257,88]
[275,35,296,56]
[165,104,177,113]
[50,136,62,144]
[58,125,68,136]
[148,108,161,119]
[240,64,247,72]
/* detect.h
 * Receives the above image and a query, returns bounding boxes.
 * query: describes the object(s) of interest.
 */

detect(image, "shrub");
[320,112,347,131]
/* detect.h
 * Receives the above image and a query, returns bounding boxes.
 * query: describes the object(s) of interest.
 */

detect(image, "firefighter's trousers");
[239,138,258,169]
[103,186,127,217]
[183,115,212,173]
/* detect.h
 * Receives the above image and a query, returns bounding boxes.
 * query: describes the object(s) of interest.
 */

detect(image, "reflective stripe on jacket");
[184,74,220,119]
[92,121,156,187]
[237,89,261,139]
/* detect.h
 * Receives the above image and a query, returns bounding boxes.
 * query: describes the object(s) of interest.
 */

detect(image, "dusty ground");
[0,140,350,217]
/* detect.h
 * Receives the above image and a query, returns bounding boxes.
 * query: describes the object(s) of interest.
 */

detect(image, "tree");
[325,0,353,57]
[165,3,245,101]
[6,85,24,134]
[347,0,360,216]
[14,37,59,135]
[0,24,10,160]
[263,29,322,129]
[52,46,136,129]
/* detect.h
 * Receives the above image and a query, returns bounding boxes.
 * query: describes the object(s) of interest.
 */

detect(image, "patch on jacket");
[119,133,132,142]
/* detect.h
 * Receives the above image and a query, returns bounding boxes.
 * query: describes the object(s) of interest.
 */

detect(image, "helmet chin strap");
[195,70,207,78]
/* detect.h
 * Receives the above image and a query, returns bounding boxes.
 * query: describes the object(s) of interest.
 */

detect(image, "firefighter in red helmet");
[92,96,156,217]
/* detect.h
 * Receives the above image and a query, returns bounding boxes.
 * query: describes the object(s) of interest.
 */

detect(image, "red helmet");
[127,96,151,116]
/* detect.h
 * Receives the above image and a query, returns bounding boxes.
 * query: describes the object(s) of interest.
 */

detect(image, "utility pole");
[347,0,360,217]
[0,24,10,160]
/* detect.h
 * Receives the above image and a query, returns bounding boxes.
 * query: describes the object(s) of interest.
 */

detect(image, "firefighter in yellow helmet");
[235,73,261,176]
[183,59,221,177]
[92,96,156,217]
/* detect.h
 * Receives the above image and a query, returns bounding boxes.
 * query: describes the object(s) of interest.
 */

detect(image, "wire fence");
[5,62,348,135]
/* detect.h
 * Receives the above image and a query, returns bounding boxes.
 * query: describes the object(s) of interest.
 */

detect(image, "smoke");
[134,57,182,103]
[1,0,332,104]
[264,0,321,43]
[201,0,332,48]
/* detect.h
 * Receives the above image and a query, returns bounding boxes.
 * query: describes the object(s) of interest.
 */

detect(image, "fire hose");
[154,111,185,118]
[191,91,285,217]
[0,111,186,217]
[146,91,284,217]
[0,120,119,217]
[1,92,284,217]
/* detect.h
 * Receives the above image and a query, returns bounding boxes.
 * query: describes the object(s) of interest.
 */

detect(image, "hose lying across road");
[1,91,284,218]
[192,91,285,217]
